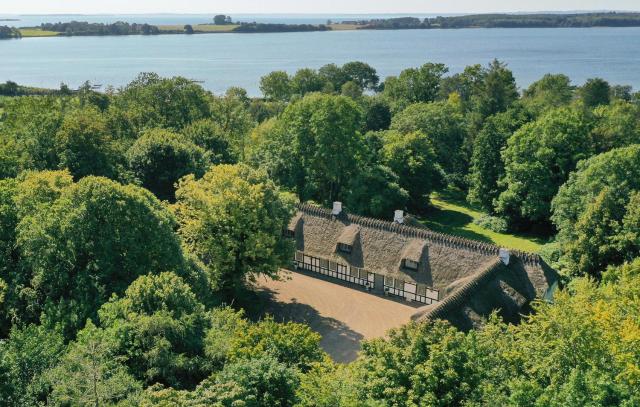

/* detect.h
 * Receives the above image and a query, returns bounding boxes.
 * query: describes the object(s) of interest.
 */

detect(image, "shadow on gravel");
[242,285,364,363]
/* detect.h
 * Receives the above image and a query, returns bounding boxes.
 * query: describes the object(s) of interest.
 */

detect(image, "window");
[403,259,419,270]
[337,243,352,254]
[283,229,295,238]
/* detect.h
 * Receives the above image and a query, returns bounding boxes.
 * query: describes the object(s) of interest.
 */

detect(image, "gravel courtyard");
[254,270,418,362]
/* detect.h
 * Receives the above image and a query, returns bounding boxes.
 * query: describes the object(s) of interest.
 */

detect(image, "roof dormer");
[400,239,427,272]
[336,224,359,254]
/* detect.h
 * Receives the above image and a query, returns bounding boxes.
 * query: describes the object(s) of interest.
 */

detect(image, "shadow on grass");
[421,205,494,244]
[235,285,364,363]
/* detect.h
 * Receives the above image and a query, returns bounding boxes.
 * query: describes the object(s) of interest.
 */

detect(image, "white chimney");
[332,201,343,216]
[499,248,511,265]
[394,210,404,224]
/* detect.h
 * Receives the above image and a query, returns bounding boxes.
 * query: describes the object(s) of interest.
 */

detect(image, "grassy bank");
[419,191,546,253]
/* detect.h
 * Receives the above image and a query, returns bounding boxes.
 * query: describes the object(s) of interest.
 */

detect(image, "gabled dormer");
[284,212,303,238]
[400,239,427,272]
[336,224,359,254]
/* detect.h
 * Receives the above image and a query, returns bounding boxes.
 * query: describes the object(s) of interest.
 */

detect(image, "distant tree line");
[233,22,330,33]
[39,21,160,36]
[0,26,21,39]
[344,12,640,29]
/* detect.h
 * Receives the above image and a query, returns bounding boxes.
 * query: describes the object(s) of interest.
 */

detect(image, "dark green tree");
[98,272,211,388]
[363,97,392,132]
[579,78,611,107]
[390,101,467,185]
[182,118,235,164]
[0,325,65,407]
[380,130,443,211]
[291,68,326,96]
[383,63,448,111]
[127,128,209,201]
[255,93,365,203]
[467,107,532,211]
[474,59,519,119]
[342,61,380,91]
[552,145,640,277]
[496,106,594,227]
[111,73,211,132]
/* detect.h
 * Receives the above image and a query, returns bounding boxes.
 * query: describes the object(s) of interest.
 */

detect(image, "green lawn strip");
[18,28,60,37]
[418,192,545,253]
[157,24,239,33]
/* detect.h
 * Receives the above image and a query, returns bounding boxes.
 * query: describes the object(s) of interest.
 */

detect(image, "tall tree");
[48,321,141,406]
[474,59,519,119]
[342,61,380,91]
[496,106,593,227]
[260,71,292,102]
[380,130,443,211]
[17,176,186,337]
[127,129,208,202]
[255,93,364,203]
[467,107,532,211]
[173,164,296,293]
[579,78,611,107]
[383,63,449,111]
[552,145,640,277]
[390,101,468,185]
[111,73,211,133]
[290,68,326,96]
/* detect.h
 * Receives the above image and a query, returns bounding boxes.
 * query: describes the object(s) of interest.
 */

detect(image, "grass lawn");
[419,191,546,253]
[19,28,60,37]
[157,24,239,33]
[328,24,360,31]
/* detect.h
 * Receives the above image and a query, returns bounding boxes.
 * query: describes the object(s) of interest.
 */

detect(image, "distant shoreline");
[4,12,640,39]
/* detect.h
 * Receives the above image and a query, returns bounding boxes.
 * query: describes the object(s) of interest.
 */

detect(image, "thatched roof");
[294,203,499,287]
[292,203,558,329]
[412,256,558,331]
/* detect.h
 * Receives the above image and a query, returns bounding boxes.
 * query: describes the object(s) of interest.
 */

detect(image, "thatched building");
[287,202,558,330]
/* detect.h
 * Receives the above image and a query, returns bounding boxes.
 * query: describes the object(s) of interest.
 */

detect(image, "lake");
[2,26,640,95]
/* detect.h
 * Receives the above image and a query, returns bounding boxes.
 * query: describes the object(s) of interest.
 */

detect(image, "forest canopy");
[1,60,639,406]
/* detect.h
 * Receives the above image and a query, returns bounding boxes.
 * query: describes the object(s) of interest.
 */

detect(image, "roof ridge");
[297,203,542,263]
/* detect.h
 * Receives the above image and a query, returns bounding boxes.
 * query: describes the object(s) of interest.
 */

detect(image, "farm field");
[157,24,239,33]
[18,28,60,37]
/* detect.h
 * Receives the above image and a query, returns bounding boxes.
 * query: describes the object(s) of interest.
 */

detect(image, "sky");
[3,0,640,15]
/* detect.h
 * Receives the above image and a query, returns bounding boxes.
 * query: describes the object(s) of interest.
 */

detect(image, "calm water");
[1,27,639,95]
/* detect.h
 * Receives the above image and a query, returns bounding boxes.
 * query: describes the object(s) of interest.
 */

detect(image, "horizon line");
[4,10,640,17]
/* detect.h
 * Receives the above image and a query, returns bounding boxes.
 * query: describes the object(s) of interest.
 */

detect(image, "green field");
[158,24,239,33]
[328,23,360,31]
[419,191,545,253]
[18,28,60,37]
